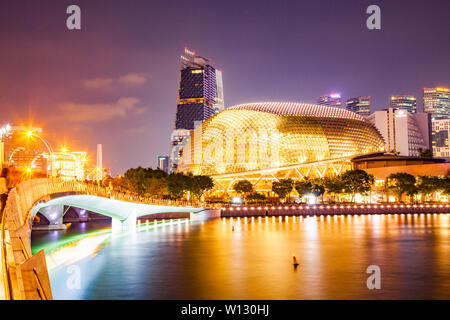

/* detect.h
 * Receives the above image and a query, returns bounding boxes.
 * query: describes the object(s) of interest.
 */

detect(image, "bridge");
[0,178,204,300]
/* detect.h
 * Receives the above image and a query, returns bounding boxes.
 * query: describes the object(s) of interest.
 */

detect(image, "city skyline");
[0,0,449,174]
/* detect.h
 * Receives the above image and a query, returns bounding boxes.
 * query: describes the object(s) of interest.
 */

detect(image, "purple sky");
[1,0,449,174]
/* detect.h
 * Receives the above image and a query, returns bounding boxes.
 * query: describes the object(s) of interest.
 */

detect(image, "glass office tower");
[423,87,449,119]
[390,94,417,114]
[345,96,371,117]
[170,48,224,172]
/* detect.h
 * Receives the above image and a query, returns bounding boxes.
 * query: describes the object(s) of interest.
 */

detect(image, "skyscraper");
[345,96,371,117]
[432,118,450,159]
[423,87,449,119]
[390,94,417,114]
[170,48,224,172]
[367,108,430,156]
[157,156,169,173]
[317,93,342,108]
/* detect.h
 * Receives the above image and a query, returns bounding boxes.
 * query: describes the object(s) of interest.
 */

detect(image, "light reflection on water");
[31,213,450,300]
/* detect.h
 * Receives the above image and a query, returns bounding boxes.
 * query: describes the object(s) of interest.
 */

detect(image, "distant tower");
[346,96,371,117]
[317,93,342,108]
[96,144,103,181]
[423,87,449,119]
[390,94,417,114]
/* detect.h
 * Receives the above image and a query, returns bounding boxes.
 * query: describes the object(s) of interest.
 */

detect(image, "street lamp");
[24,130,54,154]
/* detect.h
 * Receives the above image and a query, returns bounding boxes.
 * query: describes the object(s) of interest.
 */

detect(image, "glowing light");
[330,93,341,98]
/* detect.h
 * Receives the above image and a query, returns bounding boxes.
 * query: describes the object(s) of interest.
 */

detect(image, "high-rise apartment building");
[423,87,449,119]
[431,118,450,159]
[345,96,371,117]
[157,156,170,173]
[170,48,224,172]
[317,93,342,108]
[367,108,431,156]
[390,94,417,114]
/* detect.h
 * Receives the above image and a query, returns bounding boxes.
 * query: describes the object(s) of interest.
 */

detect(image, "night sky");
[1,0,449,174]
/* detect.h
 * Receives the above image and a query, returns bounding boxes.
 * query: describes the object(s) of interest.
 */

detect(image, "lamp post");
[24,130,55,178]
[25,130,54,154]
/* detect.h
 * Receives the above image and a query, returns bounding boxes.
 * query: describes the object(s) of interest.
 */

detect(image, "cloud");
[58,97,147,123]
[121,125,148,136]
[118,73,148,86]
[83,73,148,89]
[83,77,115,89]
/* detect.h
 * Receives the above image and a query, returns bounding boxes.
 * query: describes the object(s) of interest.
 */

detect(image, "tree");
[440,176,450,195]
[167,173,191,199]
[323,176,345,202]
[146,177,168,198]
[416,176,441,201]
[121,167,169,196]
[272,178,294,202]
[190,175,214,199]
[418,148,433,158]
[233,180,253,197]
[294,179,312,200]
[341,169,374,202]
[246,192,267,204]
[122,167,152,195]
[386,172,416,203]
[311,179,325,201]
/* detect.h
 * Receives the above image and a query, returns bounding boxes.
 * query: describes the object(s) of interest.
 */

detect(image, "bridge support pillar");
[112,210,136,232]
[36,205,67,230]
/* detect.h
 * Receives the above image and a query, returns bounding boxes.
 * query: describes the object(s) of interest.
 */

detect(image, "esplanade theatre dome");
[179,102,385,175]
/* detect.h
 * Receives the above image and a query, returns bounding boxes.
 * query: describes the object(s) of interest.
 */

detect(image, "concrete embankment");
[221,204,450,217]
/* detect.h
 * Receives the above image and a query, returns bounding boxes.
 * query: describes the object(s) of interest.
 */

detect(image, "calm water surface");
[31,213,450,299]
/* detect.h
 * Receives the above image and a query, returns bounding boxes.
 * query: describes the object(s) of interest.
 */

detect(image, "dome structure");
[179,102,385,175]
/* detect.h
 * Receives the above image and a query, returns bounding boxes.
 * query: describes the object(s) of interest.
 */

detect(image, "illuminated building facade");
[46,151,87,180]
[2,126,46,172]
[432,118,450,159]
[345,96,371,117]
[390,94,417,114]
[317,93,342,108]
[170,48,224,172]
[423,87,449,119]
[178,102,385,193]
[367,108,430,156]
[10,148,46,173]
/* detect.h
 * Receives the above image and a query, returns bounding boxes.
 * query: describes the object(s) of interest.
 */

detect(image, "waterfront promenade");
[221,203,450,217]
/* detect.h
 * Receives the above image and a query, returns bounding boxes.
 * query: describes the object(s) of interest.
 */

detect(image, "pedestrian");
[0,168,9,212]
